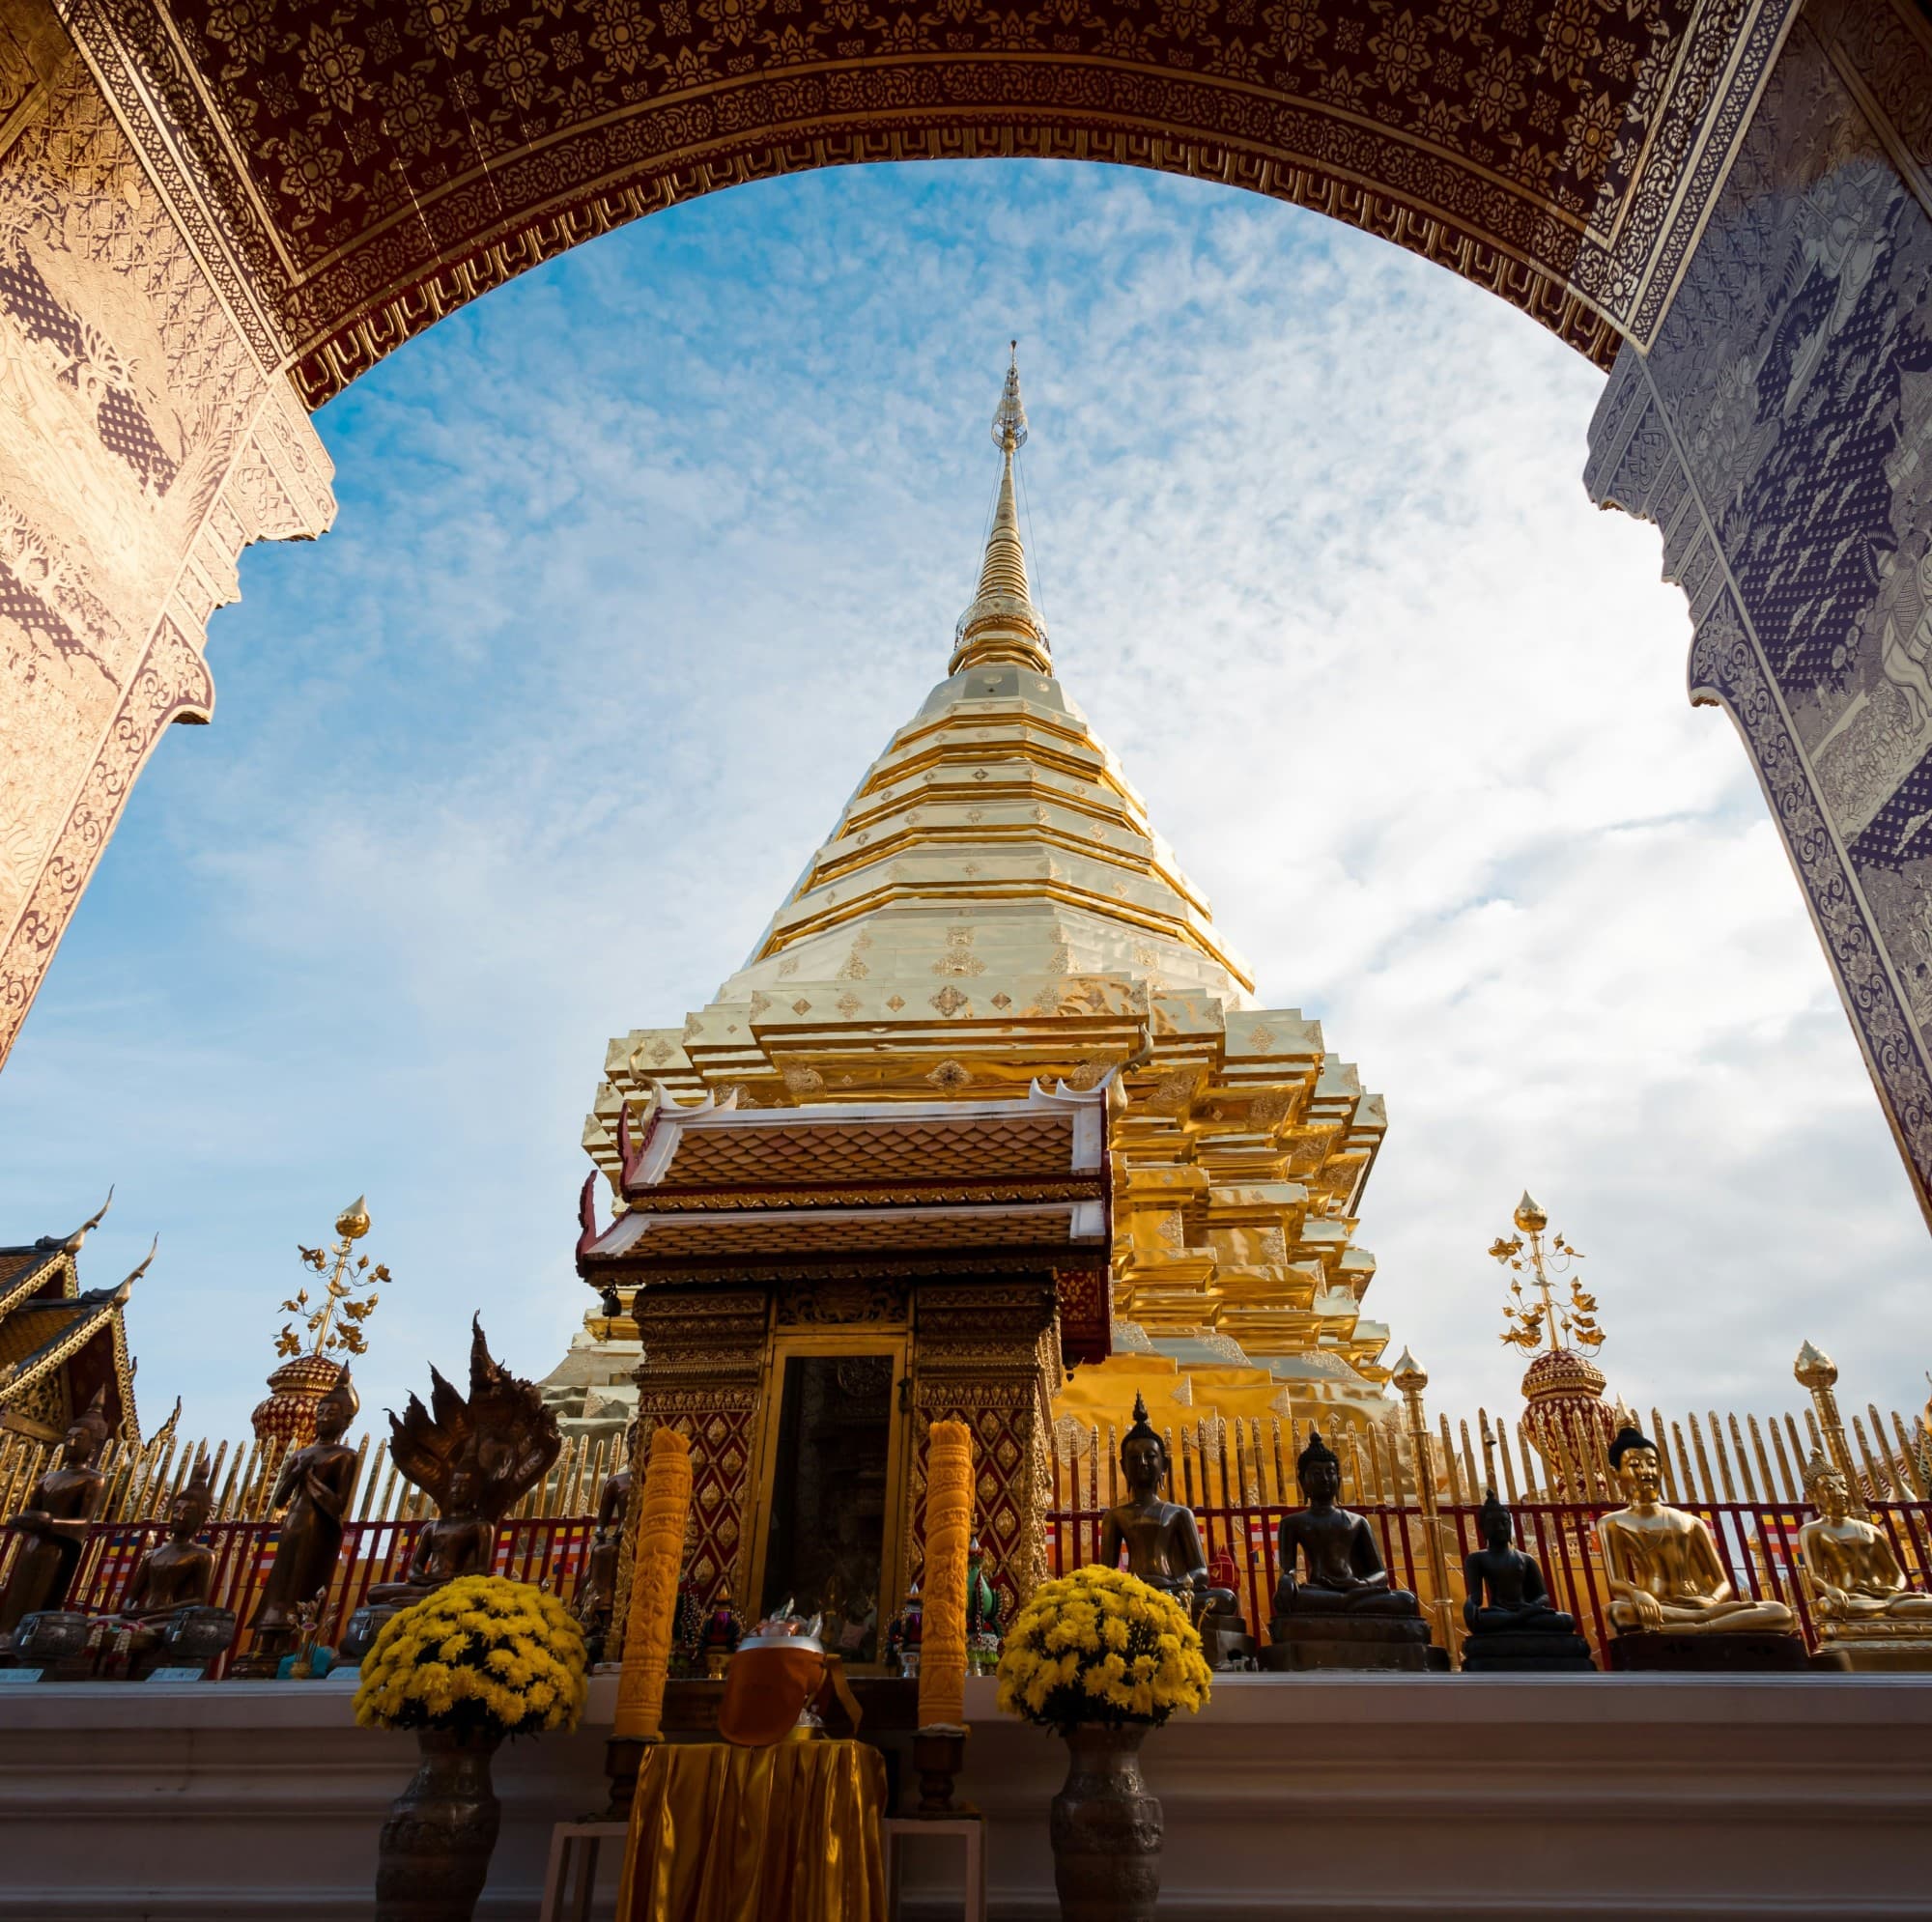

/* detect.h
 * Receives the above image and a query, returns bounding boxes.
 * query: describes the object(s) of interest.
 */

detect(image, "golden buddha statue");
[1798,1454,1932,1668]
[1597,1427,1797,1654]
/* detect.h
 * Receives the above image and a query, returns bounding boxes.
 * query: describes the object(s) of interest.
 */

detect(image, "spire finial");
[993,344,1028,454]
[952,349,1047,675]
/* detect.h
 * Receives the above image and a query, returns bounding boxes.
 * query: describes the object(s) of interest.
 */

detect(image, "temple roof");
[580,1078,1111,1360]
[616,1078,1106,1207]
[0,1198,143,1443]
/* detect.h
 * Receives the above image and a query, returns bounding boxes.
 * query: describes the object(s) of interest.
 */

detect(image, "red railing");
[28,1493,1932,1676]
[1044,1493,1932,1662]
[48,1514,601,1678]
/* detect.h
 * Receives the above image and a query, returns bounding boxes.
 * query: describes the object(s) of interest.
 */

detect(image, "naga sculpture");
[339,1318,559,1660]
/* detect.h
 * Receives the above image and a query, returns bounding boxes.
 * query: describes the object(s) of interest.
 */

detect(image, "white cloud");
[3,160,1924,1447]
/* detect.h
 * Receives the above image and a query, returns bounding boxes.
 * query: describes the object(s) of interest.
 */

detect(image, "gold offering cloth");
[616,1737,887,1922]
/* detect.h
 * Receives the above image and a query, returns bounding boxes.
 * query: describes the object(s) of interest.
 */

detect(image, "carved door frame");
[743,1327,913,1664]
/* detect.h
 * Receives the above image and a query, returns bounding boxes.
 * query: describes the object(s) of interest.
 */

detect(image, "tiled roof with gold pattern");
[614,1077,1106,1209]
[0,1197,143,1443]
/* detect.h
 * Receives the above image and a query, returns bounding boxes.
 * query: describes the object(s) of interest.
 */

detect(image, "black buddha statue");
[1263,1427,1434,1672]
[1098,1395,1252,1668]
[95,1455,236,1678]
[0,1387,112,1649]
[1459,1489,1596,1672]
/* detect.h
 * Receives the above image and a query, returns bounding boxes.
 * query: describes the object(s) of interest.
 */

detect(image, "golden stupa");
[550,354,1392,1445]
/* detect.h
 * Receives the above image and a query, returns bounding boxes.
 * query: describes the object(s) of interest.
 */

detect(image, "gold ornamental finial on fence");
[1795,1340,1868,1517]
[277,1196,390,1361]
[251,1197,396,1450]
[1492,1192,1602,1355]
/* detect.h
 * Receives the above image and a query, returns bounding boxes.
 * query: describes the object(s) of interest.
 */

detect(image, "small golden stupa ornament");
[249,1197,395,1449]
[1489,1192,1614,1490]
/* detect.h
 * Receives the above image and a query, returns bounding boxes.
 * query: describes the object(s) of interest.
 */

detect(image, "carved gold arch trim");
[57,0,1803,406]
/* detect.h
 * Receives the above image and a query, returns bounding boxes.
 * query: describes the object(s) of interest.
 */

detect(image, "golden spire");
[950,343,1051,677]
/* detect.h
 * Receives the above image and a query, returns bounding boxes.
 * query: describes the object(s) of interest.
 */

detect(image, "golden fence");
[0,1425,627,1534]
[1046,1396,1932,1664]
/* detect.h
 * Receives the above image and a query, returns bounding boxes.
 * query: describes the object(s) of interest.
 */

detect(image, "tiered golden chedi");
[565,359,1391,1437]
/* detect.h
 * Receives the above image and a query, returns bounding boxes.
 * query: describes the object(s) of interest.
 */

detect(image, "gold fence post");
[1795,1342,1866,1515]
[1392,1347,1458,1661]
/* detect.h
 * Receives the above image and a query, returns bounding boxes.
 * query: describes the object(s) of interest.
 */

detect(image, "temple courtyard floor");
[2,1670,1927,1918]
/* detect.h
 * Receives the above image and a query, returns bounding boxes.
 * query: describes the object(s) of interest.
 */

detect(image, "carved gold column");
[911,1281,1059,1609]
[1795,1342,1867,1516]
[1392,1348,1458,1659]
[623,1289,768,1625]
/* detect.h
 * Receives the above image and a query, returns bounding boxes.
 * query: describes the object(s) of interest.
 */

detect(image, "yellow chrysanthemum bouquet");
[354,1574,589,1740]
[996,1566,1211,1730]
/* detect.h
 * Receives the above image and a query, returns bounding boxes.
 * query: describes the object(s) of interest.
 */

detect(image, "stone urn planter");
[354,1575,589,1922]
[1049,1721,1162,1922]
[993,1564,1211,1922]
[374,1726,503,1922]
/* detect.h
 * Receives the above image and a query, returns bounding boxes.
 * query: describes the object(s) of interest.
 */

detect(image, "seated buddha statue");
[368,1451,495,1605]
[98,1456,235,1676]
[1459,1489,1595,1671]
[1463,1490,1576,1635]
[1798,1454,1932,1663]
[0,1389,111,1643]
[1265,1430,1431,1671]
[1098,1396,1248,1663]
[338,1320,560,1661]
[1598,1427,1797,1653]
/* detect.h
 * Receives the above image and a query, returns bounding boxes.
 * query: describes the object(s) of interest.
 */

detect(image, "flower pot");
[374,1726,503,1922]
[1049,1722,1162,1922]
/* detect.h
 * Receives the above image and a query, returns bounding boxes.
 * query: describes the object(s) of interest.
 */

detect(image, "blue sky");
[4,158,1926,1444]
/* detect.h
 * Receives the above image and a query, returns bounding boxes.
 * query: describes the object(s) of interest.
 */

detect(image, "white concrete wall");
[0,1672,1927,1918]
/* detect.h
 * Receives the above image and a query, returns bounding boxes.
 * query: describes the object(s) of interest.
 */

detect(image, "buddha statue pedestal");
[1262,1613,1435,1673]
[1458,1491,1597,1674]
[1598,1427,1808,1674]
[0,1610,94,1678]
[98,1604,238,1681]
[1605,1631,1811,1672]
[1260,1430,1437,1674]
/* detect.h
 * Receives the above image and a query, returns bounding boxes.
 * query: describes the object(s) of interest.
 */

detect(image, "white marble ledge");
[3,1667,1928,1732]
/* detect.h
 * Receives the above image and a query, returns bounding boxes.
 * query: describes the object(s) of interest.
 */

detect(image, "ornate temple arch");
[4,0,1932,1233]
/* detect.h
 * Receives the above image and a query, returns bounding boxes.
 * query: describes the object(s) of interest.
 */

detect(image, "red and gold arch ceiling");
[63,0,1796,399]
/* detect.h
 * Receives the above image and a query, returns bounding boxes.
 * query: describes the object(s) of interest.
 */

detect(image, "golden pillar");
[1391,1347,1458,1659]
[1795,1342,1867,1516]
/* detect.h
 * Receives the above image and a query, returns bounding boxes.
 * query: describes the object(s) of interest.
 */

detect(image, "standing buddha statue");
[237,1364,361,1677]
[575,1419,637,1663]
[1596,1427,1803,1668]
